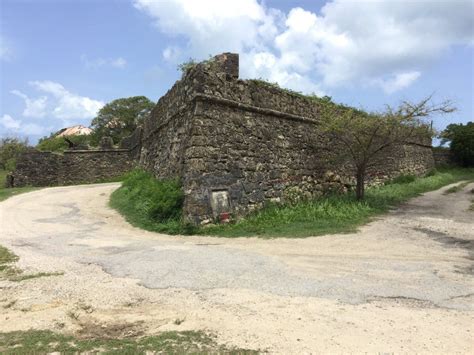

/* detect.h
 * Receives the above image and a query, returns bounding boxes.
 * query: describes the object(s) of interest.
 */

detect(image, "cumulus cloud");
[134,0,279,56]
[81,55,127,69]
[0,114,50,136]
[134,0,474,94]
[375,71,422,94]
[29,80,104,120]
[10,90,48,118]
[1,114,21,130]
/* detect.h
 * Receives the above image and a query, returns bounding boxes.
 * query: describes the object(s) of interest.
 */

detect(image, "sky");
[1,0,473,144]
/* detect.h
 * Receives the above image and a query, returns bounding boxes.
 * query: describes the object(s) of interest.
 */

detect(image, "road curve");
[1,182,473,353]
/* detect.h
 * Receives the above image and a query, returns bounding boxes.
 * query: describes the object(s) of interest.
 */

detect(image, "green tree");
[36,134,90,152]
[90,96,154,144]
[0,137,29,171]
[440,121,474,166]
[320,96,455,200]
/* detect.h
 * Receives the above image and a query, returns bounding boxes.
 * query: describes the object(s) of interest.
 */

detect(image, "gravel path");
[1,182,473,353]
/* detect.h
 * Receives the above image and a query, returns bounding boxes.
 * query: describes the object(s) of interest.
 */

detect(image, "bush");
[110,169,187,234]
[440,122,474,166]
[386,174,416,185]
[37,135,91,152]
[0,137,29,171]
[425,168,438,177]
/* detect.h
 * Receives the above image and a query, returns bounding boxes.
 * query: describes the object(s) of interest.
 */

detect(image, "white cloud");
[1,114,21,130]
[162,46,182,62]
[0,114,50,137]
[111,57,127,68]
[134,0,281,57]
[10,90,48,118]
[0,35,13,61]
[81,55,127,69]
[376,71,422,94]
[134,0,474,94]
[21,123,49,136]
[29,80,104,120]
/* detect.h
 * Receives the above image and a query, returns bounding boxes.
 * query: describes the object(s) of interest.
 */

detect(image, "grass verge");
[0,245,63,282]
[109,169,191,235]
[0,330,256,354]
[0,170,38,202]
[443,181,472,194]
[110,168,474,238]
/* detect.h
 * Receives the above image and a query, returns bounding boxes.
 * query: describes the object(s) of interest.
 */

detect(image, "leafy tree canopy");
[90,96,155,145]
[319,96,455,199]
[0,137,29,171]
[440,121,474,166]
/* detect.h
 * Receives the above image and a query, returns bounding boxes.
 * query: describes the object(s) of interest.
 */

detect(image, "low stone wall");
[9,148,134,187]
[433,148,455,166]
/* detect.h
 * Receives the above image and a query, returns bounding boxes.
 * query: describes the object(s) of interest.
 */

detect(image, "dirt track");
[1,182,473,353]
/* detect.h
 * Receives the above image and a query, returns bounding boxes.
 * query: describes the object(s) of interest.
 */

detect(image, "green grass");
[111,168,474,238]
[0,245,19,278]
[0,330,256,354]
[109,169,192,235]
[0,170,38,202]
[443,181,472,194]
[0,245,63,282]
[204,168,474,238]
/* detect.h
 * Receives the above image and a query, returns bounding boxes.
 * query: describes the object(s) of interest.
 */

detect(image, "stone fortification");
[9,148,133,187]
[139,53,435,224]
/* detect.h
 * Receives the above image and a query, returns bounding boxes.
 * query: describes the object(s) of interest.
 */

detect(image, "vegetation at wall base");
[0,170,38,202]
[110,168,474,238]
[109,169,192,235]
[0,329,256,354]
[205,168,473,238]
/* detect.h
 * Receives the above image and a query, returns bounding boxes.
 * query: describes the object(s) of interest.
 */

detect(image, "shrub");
[0,137,29,171]
[120,169,183,221]
[36,135,91,152]
[110,169,188,234]
[440,122,474,166]
[387,174,417,185]
[425,168,438,177]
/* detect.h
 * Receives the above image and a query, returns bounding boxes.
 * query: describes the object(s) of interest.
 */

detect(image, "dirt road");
[1,182,473,353]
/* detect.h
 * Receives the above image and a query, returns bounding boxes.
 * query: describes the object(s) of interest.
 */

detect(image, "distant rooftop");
[55,125,93,137]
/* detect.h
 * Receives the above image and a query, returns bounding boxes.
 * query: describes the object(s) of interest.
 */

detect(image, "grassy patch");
[0,329,256,354]
[0,170,38,202]
[110,169,193,235]
[443,181,472,194]
[111,168,474,238]
[0,245,19,279]
[0,245,63,282]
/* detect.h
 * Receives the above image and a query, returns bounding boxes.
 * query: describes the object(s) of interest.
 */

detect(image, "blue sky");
[1,0,473,144]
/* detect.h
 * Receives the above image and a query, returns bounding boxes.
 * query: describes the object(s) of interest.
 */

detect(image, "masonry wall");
[10,149,134,187]
[140,53,435,224]
[139,72,197,180]
[433,148,456,166]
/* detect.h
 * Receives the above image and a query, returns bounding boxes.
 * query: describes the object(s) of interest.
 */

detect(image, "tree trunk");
[356,169,365,200]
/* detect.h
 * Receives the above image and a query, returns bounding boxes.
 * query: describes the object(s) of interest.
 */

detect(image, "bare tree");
[319,96,455,200]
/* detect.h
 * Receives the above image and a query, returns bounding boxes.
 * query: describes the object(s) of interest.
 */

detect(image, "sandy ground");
[0,182,473,353]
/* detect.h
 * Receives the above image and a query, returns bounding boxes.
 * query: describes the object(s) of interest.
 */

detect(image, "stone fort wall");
[9,53,435,223]
[140,53,435,224]
[9,148,134,187]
